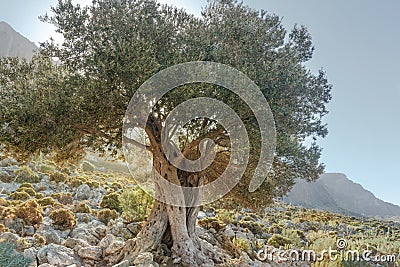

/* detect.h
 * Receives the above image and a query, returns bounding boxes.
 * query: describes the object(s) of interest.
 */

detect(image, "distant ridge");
[0,21,37,59]
[283,173,400,219]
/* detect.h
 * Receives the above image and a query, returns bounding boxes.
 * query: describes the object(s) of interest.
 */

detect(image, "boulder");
[37,243,81,266]
[77,245,103,261]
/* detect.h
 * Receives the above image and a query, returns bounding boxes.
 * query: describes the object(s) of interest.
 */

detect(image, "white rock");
[37,243,81,266]
[77,246,103,261]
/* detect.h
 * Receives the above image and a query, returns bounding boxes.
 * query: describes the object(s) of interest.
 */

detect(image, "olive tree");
[0,0,331,265]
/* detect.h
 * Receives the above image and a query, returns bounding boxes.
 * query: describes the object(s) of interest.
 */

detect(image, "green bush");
[39,164,56,174]
[232,237,251,253]
[14,166,40,183]
[66,176,88,188]
[217,209,236,224]
[19,183,34,190]
[268,223,283,234]
[49,172,68,183]
[0,242,32,267]
[100,192,121,212]
[16,187,36,197]
[74,202,91,213]
[119,188,153,222]
[267,234,292,248]
[97,208,118,224]
[51,192,73,205]
[17,199,43,227]
[49,208,76,230]
[37,197,56,207]
[10,191,31,201]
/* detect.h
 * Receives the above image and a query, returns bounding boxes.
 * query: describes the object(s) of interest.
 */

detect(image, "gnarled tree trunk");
[120,145,216,267]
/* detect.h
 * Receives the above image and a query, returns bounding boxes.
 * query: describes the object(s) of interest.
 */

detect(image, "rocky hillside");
[283,173,400,218]
[0,159,399,267]
[0,21,37,59]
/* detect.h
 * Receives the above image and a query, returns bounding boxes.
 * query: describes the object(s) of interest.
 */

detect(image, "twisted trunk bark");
[120,146,215,266]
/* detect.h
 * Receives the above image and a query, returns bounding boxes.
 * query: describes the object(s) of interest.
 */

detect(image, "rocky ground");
[0,158,399,267]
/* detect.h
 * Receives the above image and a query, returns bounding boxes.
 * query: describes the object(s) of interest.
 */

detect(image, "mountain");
[283,173,400,219]
[0,21,37,59]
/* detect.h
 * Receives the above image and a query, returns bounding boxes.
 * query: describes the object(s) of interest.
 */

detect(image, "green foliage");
[66,176,88,188]
[268,223,283,234]
[232,237,251,253]
[100,192,121,212]
[119,188,154,222]
[37,197,56,207]
[16,199,43,227]
[197,217,225,232]
[33,233,46,246]
[19,183,34,190]
[74,202,91,213]
[0,0,332,207]
[0,242,32,267]
[97,208,118,224]
[39,164,56,173]
[14,166,40,183]
[15,187,36,196]
[0,224,10,234]
[9,191,31,201]
[49,208,76,230]
[267,234,292,248]
[217,209,236,224]
[51,192,73,205]
[49,171,68,183]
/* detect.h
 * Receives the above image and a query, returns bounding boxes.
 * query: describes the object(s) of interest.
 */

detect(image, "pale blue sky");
[1,1,399,204]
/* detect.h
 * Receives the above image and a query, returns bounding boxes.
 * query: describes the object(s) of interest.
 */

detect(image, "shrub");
[49,172,68,183]
[88,180,100,188]
[37,197,56,207]
[14,166,40,183]
[97,208,118,224]
[232,237,251,253]
[33,233,46,246]
[39,164,55,174]
[217,209,236,224]
[238,220,266,236]
[49,208,76,230]
[110,182,123,191]
[51,192,73,205]
[34,193,44,199]
[0,173,12,183]
[16,187,36,197]
[0,242,32,267]
[100,192,121,212]
[0,206,16,221]
[19,183,34,190]
[268,223,283,234]
[197,218,225,232]
[74,202,91,213]
[10,191,31,201]
[267,234,292,248]
[0,198,9,207]
[119,188,153,222]
[0,224,10,234]
[66,176,88,188]
[17,199,43,227]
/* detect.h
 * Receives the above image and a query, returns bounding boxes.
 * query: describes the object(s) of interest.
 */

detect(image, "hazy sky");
[1,0,399,204]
